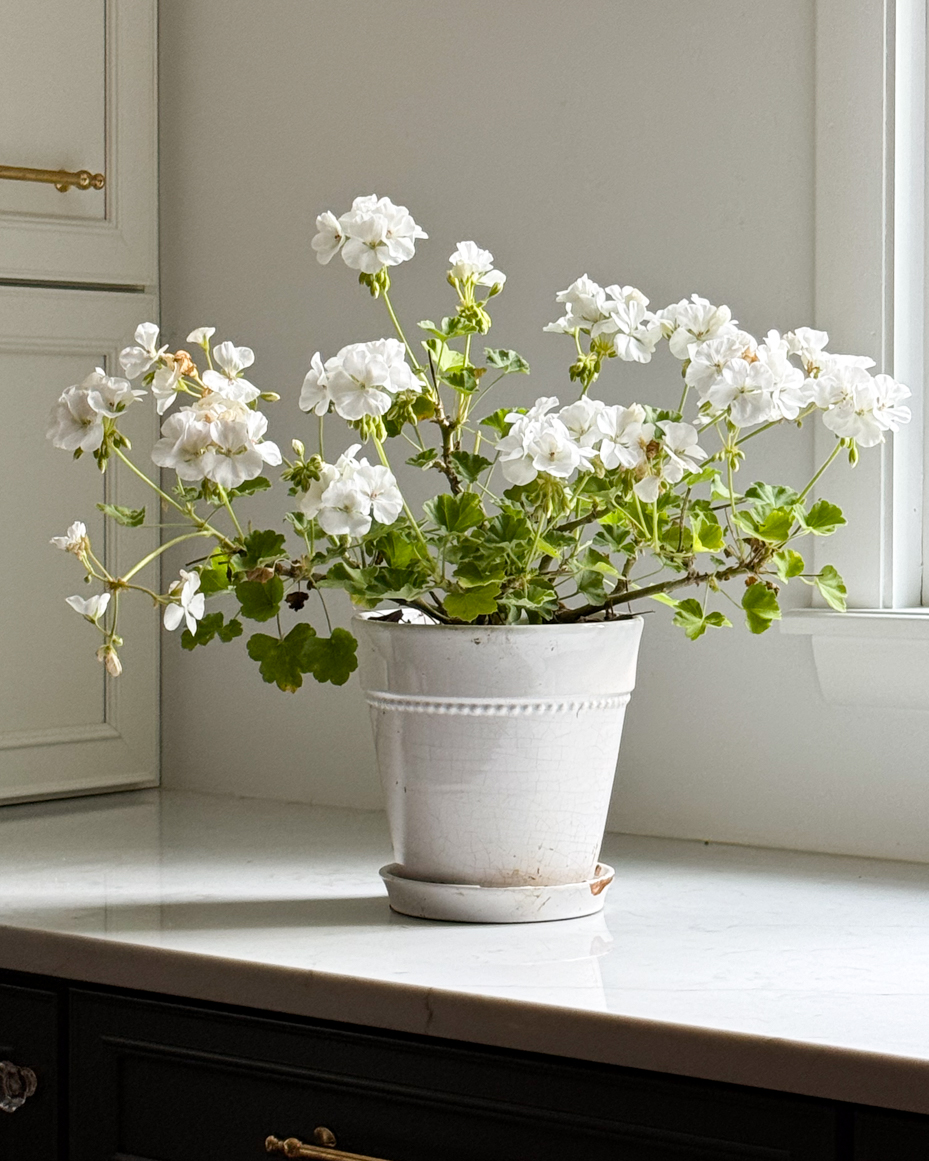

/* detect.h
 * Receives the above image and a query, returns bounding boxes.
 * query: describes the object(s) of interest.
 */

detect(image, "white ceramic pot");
[355,614,644,922]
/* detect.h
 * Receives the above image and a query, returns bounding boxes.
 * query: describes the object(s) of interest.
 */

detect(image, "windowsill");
[781,609,929,709]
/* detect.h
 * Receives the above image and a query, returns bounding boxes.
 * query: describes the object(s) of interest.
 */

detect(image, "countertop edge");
[3,923,928,1117]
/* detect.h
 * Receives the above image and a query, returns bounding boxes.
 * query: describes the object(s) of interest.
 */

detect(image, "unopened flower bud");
[260,392,280,402]
[292,439,305,458]
[96,644,123,677]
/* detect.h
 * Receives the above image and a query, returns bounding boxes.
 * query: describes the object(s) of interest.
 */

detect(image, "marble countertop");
[1,789,929,1114]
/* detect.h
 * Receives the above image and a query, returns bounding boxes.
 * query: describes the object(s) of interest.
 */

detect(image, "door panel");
[0,0,156,286]
[0,286,159,802]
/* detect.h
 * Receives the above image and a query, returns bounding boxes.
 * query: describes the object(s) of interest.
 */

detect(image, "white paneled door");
[0,0,157,286]
[0,288,159,802]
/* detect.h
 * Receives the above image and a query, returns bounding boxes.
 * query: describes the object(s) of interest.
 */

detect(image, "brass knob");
[0,1061,37,1113]
[266,1126,397,1160]
[0,164,106,192]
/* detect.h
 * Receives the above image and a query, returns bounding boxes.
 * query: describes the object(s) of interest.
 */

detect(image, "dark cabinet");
[68,991,837,1161]
[0,980,60,1161]
[2,967,929,1160]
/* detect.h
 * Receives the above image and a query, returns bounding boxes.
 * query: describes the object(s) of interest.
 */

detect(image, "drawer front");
[0,981,59,1161]
[855,1108,929,1157]
[70,990,838,1161]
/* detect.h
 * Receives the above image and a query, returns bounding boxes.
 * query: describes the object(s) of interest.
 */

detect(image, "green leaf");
[198,553,233,595]
[247,623,317,693]
[422,338,465,372]
[444,583,502,622]
[217,617,243,643]
[773,549,805,582]
[299,626,359,685]
[671,598,732,641]
[454,561,507,588]
[799,500,846,536]
[484,348,530,375]
[97,503,145,527]
[813,564,847,611]
[691,514,724,553]
[741,583,782,634]
[239,529,287,570]
[235,575,284,622]
[424,492,486,534]
[226,476,271,499]
[418,316,471,340]
[448,450,493,482]
[755,506,797,543]
[480,408,513,437]
[406,447,440,470]
[744,482,801,517]
[443,366,482,394]
[180,612,224,650]
[371,530,419,569]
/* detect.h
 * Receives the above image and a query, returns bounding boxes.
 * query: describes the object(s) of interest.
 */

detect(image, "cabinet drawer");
[0,980,59,1161]
[70,990,838,1161]
[855,1107,929,1157]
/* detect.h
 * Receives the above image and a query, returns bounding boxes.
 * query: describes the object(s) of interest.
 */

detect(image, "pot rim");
[353,611,644,631]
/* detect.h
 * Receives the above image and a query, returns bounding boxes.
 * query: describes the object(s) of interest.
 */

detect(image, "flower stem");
[113,447,186,514]
[373,436,438,576]
[218,486,244,538]
[120,531,214,583]
[799,441,842,501]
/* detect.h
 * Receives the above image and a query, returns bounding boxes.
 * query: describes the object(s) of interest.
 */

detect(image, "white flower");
[81,367,146,417]
[50,521,88,554]
[338,196,427,272]
[821,378,885,447]
[597,404,652,470]
[354,463,404,524]
[119,322,167,379]
[317,479,373,537]
[47,385,105,452]
[660,422,707,483]
[151,362,182,415]
[96,643,122,676]
[496,397,593,485]
[755,331,811,421]
[164,569,205,634]
[685,332,757,395]
[632,475,662,503]
[706,359,776,427]
[66,592,110,622]
[558,398,605,448]
[326,339,414,420]
[311,211,346,265]
[785,327,830,375]
[448,241,506,287]
[201,340,260,404]
[186,326,216,345]
[593,286,662,363]
[299,351,332,416]
[543,275,610,334]
[151,409,213,480]
[201,409,282,489]
[873,373,912,434]
[299,445,361,520]
[660,295,737,359]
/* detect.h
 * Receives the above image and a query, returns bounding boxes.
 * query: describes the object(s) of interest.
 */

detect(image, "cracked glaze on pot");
[355,616,644,888]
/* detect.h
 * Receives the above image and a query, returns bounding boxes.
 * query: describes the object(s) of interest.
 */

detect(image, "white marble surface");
[2,789,929,1113]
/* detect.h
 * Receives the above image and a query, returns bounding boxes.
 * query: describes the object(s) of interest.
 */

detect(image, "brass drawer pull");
[267,1126,397,1161]
[0,1060,37,1113]
[0,164,105,192]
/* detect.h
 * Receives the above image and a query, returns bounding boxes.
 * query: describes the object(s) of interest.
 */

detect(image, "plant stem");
[799,441,842,501]
[120,531,213,583]
[381,287,422,379]
[218,487,244,538]
[113,447,186,515]
[373,436,438,576]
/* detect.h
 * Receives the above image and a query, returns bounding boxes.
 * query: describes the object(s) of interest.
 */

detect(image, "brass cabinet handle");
[0,164,105,192]
[0,1061,37,1113]
[267,1126,398,1161]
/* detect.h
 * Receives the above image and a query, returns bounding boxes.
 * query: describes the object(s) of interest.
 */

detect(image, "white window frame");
[781,0,929,705]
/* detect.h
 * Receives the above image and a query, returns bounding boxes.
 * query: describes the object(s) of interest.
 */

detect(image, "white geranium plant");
[48,195,911,691]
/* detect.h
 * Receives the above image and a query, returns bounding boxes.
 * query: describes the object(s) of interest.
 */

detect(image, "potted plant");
[47,195,911,922]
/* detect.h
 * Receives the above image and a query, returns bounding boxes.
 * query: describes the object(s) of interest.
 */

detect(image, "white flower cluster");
[496,396,706,501]
[312,195,427,273]
[448,241,506,289]
[684,324,911,442]
[47,367,145,452]
[299,338,417,420]
[299,444,404,538]
[544,276,662,363]
[163,569,205,634]
[151,392,281,490]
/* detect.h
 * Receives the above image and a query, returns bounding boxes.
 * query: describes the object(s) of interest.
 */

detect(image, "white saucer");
[379,863,615,924]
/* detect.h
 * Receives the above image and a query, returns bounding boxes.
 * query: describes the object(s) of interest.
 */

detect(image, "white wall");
[159,0,929,862]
